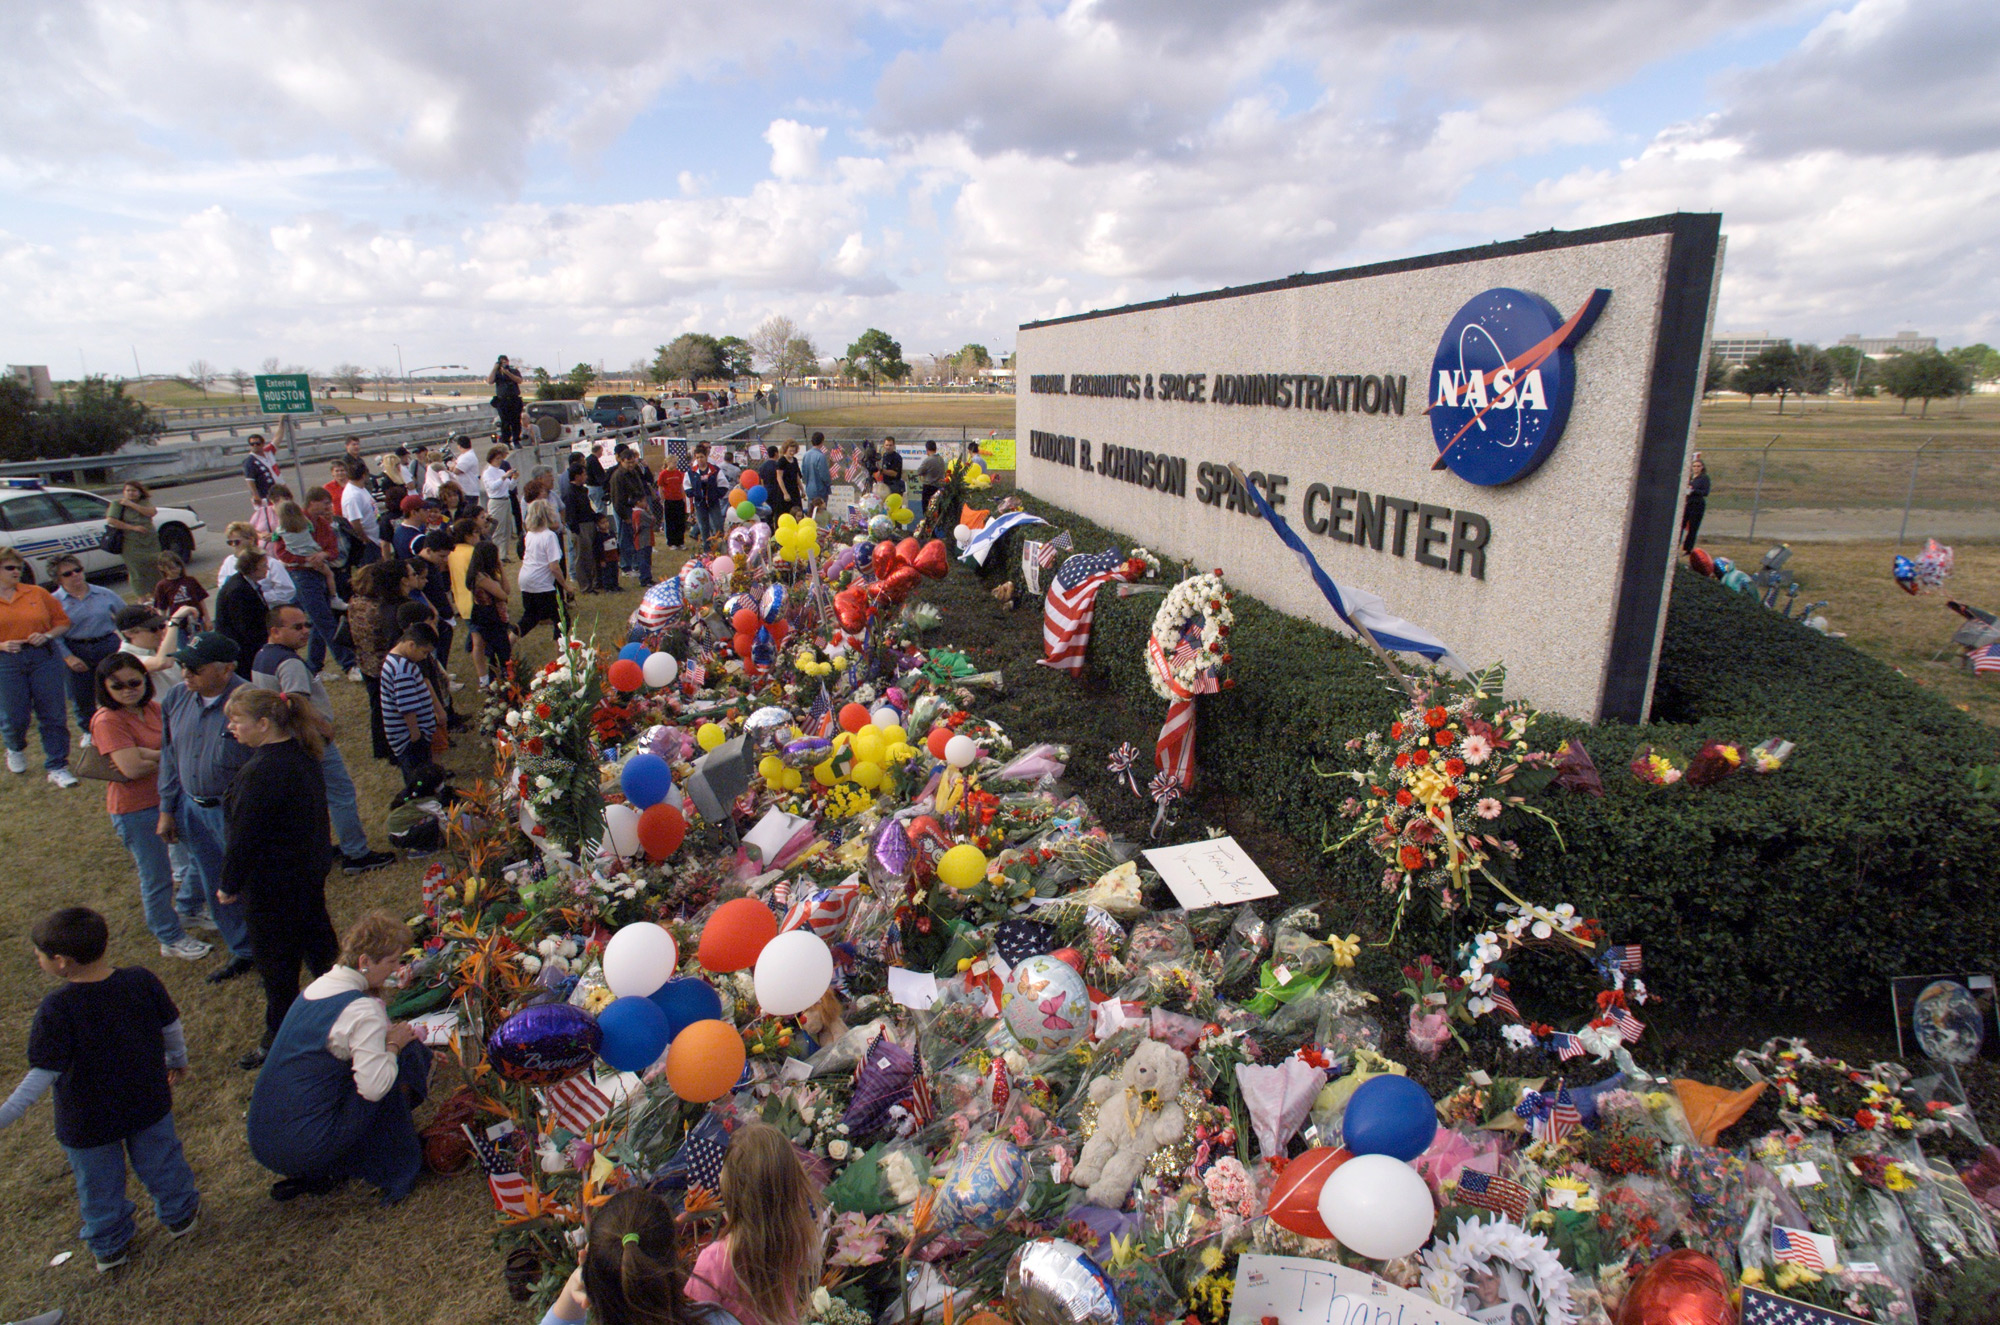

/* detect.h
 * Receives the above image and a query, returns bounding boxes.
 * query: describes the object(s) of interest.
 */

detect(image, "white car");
[525,399,603,446]
[0,479,205,577]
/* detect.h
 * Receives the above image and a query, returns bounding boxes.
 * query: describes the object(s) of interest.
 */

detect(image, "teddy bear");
[1071,1036,1189,1208]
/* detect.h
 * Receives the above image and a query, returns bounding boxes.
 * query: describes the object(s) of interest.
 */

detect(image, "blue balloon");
[597,995,671,1073]
[746,485,768,506]
[1342,1075,1436,1161]
[620,752,675,809]
[618,642,650,663]
[649,976,724,1040]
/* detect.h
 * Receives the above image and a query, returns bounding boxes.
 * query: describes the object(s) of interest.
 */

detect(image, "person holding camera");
[486,356,524,449]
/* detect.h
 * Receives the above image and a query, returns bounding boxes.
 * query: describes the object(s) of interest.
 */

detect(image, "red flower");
[1424,706,1448,729]
[534,702,552,719]
[1395,788,1413,807]
[1390,721,1405,740]
[1398,844,1427,871]
[1440,785,1459,800]
[1413,749,1431,766]
[1444,757,1466,776]
[1394,752,1411,769]
[1434,731,1453,747]
[530,825,547,837]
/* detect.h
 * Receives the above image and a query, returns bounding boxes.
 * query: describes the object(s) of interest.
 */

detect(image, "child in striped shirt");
[378,623,440,787]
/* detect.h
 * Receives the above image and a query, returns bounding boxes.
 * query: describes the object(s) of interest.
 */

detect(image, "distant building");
[1837,331,1937,358]
[977,367,1015,381]
[6,365,54,403]
[1710,333,1790,367]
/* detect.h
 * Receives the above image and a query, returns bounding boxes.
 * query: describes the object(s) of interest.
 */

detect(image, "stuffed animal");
[1071,1037,1189,1208]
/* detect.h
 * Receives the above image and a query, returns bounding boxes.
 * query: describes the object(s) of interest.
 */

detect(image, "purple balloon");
[487,1003,601,1085]
[872,816,910,878]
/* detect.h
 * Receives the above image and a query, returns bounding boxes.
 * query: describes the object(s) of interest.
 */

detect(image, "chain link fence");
[1695,440,2000,544]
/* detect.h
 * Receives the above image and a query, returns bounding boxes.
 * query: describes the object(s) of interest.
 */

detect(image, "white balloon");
[953,523,972,548]
[643,652,679,688]
[602,922,679,998]
[753,930,834,1016]
[1316,1154,1435,1261]
[871,706,900,729]
[604,803,642,858]
[944,734,979,769]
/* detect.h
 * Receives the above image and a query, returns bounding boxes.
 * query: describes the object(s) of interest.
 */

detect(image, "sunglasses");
[59,568,84,578]
[106,678,147,691]
[0,564,21,573]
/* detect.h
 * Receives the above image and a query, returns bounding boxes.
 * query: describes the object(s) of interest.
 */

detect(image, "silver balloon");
[868,514,896,541]
[1004,1239,1121,1325]
[744,705,795,752]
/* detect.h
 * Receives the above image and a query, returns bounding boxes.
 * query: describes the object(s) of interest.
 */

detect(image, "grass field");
[782,396,1016,431]
[0,572,670,1325]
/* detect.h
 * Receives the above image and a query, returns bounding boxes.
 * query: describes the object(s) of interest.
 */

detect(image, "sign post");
[254,373,317,496]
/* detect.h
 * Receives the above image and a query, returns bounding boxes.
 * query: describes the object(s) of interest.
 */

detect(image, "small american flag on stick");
[1455,1169,1532,1223]
[463,1122,532,1216]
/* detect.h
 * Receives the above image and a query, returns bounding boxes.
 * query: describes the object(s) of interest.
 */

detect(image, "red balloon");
[905,815,951,881]
[1267,1147,1351,1240]
[1050,948,1084,973]
[698,898,778,973]
[608,659,644,692]
[878,566,921,604]
[870,541,899,580]
[766,618,789,644]
[838,703,871,734]
[731,607,760,634]
[1618,1250,1734,1325]
[926,727,953,759]
[734,632,756,660]
[637,803,685,859]
[895,537,921,565]
[913,540,951,579]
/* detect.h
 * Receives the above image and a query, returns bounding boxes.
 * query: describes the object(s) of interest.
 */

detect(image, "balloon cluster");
[773,513,820,562]
[726,483,769,523]
[608,643,680,694]
[1265,1075,1438,1260]
[802,703,917,797]
[882,491,916,526]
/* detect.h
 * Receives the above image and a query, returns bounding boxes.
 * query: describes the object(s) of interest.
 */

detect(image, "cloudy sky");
[2,0,1995,379]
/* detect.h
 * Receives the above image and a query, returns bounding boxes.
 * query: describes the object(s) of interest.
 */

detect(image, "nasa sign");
[1016,213,1722,722]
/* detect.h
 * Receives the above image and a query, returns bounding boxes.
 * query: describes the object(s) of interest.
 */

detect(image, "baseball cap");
[174,631,241,669]
[394,445,411,457]
[399,494,426,514]
[115,604,168,633]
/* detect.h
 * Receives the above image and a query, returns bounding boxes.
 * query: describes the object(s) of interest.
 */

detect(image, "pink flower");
[1475,797,1503,820]
[1382,867,1403,892]
[1460,733,1493,765]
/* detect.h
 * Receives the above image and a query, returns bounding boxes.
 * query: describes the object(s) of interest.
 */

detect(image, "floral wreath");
[1418,1215,1574,1325]
[1146,571,1233,701]
[1738,1038,1928,1135]
[1458,904,1652,1061]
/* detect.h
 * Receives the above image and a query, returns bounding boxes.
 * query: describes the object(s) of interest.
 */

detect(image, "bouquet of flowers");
[1331,663,1558,928]
[504,635,608,856]
[1629,744,1683,786]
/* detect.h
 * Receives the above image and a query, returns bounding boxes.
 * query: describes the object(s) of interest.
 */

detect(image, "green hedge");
[1007,491,2000,1013]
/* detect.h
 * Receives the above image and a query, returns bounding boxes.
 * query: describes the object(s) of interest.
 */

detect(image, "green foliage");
[846,328,910,384]
[1731,343,1799,409]
[652,333,724,388]
[715,335,754,380]
[1949,342,2000,383]
[953,343,992,377]
[1008,490,2000,1015]
[0,374,162,461]
[1930,1257,2000,1325]
[1881,348,1972,416]
[534,362,596,401]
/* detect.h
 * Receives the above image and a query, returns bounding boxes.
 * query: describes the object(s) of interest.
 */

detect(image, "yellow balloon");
[851,760,884,789]
[938,843,987,889]
[883,724,907,745]
[697,723,725,751]
[799,518,817,539]
[851,733,886,766]
[778,513,797,529]
[885,493,904,511]
[780,767,803,790]
[758,755,784,782]
[813,761,837,787]
[891,507,915,525]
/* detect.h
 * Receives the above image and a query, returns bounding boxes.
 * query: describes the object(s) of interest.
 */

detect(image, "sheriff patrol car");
[0,479,204,577]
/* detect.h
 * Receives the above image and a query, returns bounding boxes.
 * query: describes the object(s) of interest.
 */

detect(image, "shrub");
[0,375,161,461]
[1006,491,2000,1014]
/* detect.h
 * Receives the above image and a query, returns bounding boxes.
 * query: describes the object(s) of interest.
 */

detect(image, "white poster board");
[1228,1255,1478,1325]
[1142,835,1279,909]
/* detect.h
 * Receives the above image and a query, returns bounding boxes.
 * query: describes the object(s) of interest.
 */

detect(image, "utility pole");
[394,344,406,402]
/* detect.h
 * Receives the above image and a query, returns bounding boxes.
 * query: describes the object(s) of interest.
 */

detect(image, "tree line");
[1705,342,1995,417]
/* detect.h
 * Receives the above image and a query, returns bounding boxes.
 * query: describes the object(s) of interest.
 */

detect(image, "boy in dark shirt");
[592,513,619,591]
[0,908,200,1270]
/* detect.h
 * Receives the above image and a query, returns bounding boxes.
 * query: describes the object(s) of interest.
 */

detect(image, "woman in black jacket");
[218,686,337,1070]
[1681,452,1710,555]
[215,547,272,679]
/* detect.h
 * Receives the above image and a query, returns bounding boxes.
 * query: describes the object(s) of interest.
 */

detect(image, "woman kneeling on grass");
[541,1186,743,1325]
[245,911,431,1205]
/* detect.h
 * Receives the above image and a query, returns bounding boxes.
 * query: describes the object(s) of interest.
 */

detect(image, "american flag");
[1490,987,1519,1018]
[1614,1010,1646,1042]
[1772,1225,1836,1273]
[666,438,690,466]
[1516,1084,1581,1144]
[1455,1168,1531,1223]
[1550,1032,1584,1061]
[634,577,684,630]
[680,660,707,695]
[905,1048,937,1127]
[1607,944,1643,973]
[462,1122,531,1216]
[1740,1286,1871,1325]
[807,684,834,738]
[538,1074,613,1136]
[1032,530,1073,569]
[1040,548,1132,674]
[1973,642,2000,675]
[674,1121,728,1197]
[1155,688,1196,789]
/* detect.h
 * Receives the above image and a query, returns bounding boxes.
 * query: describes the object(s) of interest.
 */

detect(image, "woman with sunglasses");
[90,654,214,962]
[0,546,76,785]
[48,554,127,741]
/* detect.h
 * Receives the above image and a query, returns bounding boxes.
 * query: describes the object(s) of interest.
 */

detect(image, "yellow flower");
[1884,1163,1917,1192]
[1327,934,1360,968]
[1773,1262,1820,1291]
[1740,1267,1765,1286]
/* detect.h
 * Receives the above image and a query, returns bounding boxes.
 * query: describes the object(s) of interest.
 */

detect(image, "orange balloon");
[608,659,644,692]
[664,1019,745,1103]
[727,488,747,506]
[926,726,953,759]
[698,898,777,972]
[838,703,871,734]
[1267,1147,1351,1240]
[1618,1250,1734,1325]
[731,607,760,634]
[637,802,685,859]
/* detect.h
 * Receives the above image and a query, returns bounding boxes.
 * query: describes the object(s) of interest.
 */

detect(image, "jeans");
[293,572,356,673]
[0,643,70,770]
[320,742,371,859]
[62,1111,199,1259]
[175,800,252,960]
[63,634,122,727]
[112,808,185,946]
[616,515,653,585]
[694,501,725,545]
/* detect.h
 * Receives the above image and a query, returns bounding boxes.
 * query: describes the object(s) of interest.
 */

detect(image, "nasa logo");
[1426,286,1611,486]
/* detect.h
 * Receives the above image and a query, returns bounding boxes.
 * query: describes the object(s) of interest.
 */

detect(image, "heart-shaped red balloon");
[878,566,921,604]
[871,541,900,580]
[913,539,950,579]
[1617,1250,1733,1325]
[1266,1147,1351,1239]
[896,537,921,566]
[905,815,951,881]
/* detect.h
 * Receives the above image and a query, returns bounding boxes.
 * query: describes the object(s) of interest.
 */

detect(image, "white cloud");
[766,120,829,179]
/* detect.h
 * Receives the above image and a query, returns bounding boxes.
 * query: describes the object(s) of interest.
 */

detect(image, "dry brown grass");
[1701,537,2000,727]
[782,396,1016,431]
[0,574,670,1325]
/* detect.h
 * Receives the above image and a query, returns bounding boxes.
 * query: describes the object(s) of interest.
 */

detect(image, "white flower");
[521,954,543,974]
[1501,1023,1539,1051]
[798,1106,816,1125]
[506,711,523,728]
[558,939,579,960]
[1531,920,1552,939]
[813,1289,833,1315]
[538,938,560,958]
[827,1139,851,1161]
[1467,996,1494,1016]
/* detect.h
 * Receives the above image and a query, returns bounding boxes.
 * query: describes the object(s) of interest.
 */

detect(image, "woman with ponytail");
[687,1123,823,1325]
[218,687,337,1070]
[542,1186,742,1325]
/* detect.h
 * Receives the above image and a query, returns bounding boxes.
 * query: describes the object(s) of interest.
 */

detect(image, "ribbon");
[1107,742,1141,795]
[1514,1082,1579,1145]
[1147,770,1182,839]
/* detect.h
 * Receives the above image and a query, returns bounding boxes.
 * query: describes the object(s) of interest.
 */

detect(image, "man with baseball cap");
[392,493,431,558]
[156,632,256,983]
